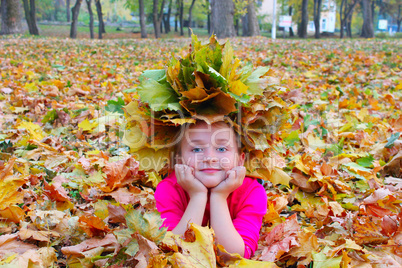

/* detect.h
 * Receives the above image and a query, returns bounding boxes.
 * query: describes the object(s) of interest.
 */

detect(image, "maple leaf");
[78,215,111,237]
[125,209,166,244]
[258,214,301,262]
[101,156,140,192]
[164,223,217,268]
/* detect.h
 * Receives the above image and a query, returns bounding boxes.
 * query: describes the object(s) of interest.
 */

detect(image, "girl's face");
[178,121,245,188]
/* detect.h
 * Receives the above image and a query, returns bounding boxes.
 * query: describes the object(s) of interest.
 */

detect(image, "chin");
[195,172,225,188]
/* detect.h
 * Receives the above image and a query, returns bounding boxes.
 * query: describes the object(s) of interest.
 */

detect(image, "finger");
[226,170,235,181]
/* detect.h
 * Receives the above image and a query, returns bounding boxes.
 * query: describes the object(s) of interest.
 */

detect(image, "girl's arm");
[172,164,208,235]
[210,166,247,257]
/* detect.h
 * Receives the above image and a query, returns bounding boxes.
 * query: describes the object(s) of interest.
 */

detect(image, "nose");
[203,148,218,163]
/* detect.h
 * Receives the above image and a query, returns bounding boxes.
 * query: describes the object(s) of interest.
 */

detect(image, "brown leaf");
[107,204,127,224]
[61,233,119,257]
[0,234,37,257]
[259,214,300,262]
[78,215,111,237]
[102,156,140,192]
[353,216,389,245]
[43,175,71,202]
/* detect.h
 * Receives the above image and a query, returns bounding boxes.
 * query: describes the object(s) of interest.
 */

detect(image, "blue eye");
[192,148,203,153]
[217,147,227,152]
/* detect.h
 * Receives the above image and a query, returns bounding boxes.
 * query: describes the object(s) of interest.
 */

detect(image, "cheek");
[219,154,237,169]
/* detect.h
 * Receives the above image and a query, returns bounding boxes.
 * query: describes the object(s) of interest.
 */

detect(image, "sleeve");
[154,180,186,231]
[232,182,267,259]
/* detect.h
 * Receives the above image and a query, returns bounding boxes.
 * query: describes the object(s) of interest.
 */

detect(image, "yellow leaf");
[267,167,291,187]
[24,82,38,92]
[146,171,162,188]
[78,118,98,132]
[0,178,25,209]
[0,205,25,223]
[17,121,45,142]
[122,125,147,151]
[0,253,18,265]
[131,147,170,172]
[167,224,216,268]
[395,82,402,90]
[9,106,29,114]
[229,80,249,96]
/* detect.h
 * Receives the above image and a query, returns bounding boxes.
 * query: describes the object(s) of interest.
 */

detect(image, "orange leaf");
[78,215,110,237]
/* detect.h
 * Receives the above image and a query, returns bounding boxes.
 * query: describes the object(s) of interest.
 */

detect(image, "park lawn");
[0,37,401,267]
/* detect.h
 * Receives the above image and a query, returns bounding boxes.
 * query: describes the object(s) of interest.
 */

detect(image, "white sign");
[378,20,388,30]
[279,15,292,28]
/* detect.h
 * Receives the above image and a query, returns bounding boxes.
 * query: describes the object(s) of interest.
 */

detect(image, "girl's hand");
[175,164,208,198]
[211,166,246,199]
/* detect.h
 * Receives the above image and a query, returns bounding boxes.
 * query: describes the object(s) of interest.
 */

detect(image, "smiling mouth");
[200,168,221,174]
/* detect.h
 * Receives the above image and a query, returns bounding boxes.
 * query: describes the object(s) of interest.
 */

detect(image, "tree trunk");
[361,0,374,38]
[166,0,172,33]
[179,0,184,36]
[66,0,71,22]
[313,0,322,38]
[153,0,166,38]
[187,0,196,36]
[210,0,236,38]
[139,0,147,38]
[95,0,105,39]
[1,0,23,35]
[299,0,308,38]
[70,0,81,38]
[22,0,39,35]
[397,4,401,32]
[174,0,179,32]
[86,0,94,39]
[340,0,345,38]
[288,5,294,37]
[246,0,260,36]
[55,0,61,21]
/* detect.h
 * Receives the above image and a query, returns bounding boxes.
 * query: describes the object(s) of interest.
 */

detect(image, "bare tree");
[313,0,322,38]
[86,0,94,39]
[1,0,23,35]
[95,0,105,39]
[339,0,357,38]
[298,0,308,38]
[210,0,236,38]
[361,0,374,37]
[139,0,147,38]
[70,0,82,38]
[179,0,184,36]
[187,0,196,36]
[66,0,71,22]
[22,0,39,35]
[242,0,260,36]
[153,0,166,38]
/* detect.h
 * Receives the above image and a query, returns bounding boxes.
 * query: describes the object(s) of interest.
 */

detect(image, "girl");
[155,120,267,259]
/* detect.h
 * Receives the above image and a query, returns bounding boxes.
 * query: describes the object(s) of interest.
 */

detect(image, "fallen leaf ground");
[0,37,401,267]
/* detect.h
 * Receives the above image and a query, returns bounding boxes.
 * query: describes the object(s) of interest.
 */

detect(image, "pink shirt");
[154,172,267,259]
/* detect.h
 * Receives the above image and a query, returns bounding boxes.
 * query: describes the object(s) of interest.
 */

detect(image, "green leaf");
[284,130,300,146]
[342,162,372,172]
[244,66,270,95]
[385,132,401,148]
[207,66,228,89]
[312,249,342,268]
[137,79,180,112]
[41,109,58,124]
[139,69,166,83]
[125,209,166,244]
[105,97,125,114]
[220,41,234,79]
[228,92,250,103]
[356,155,374,168]
[52,64,66,70]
